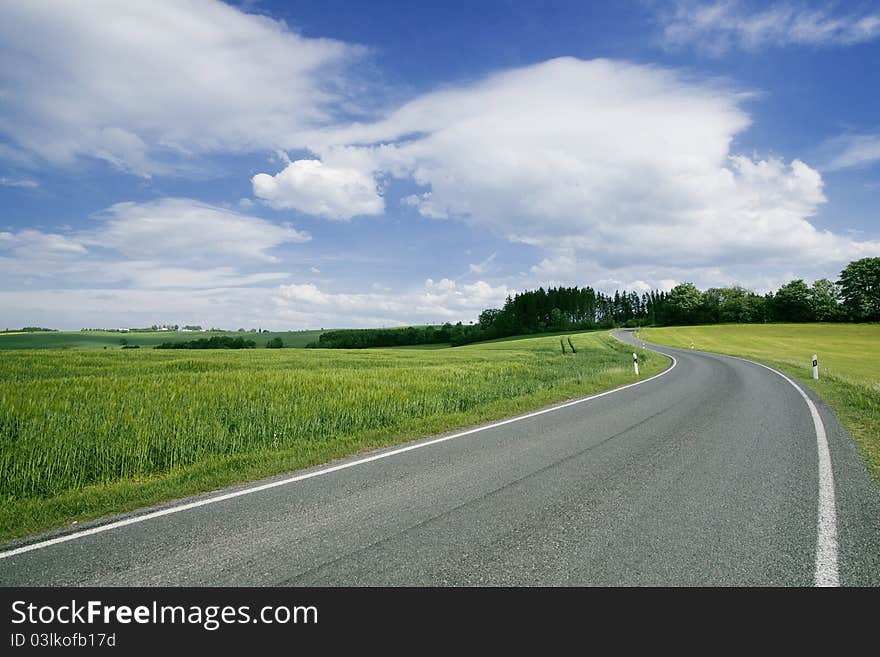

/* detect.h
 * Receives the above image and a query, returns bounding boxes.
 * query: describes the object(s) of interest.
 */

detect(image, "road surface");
[2,331,878,585]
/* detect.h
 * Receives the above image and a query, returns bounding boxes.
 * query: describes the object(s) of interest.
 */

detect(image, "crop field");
[0,329,325,350]
[641,324,880,483]
[0,331,667,541]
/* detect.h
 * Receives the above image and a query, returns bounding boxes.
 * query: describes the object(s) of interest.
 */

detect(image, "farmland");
[0,331,667,541]
[0,329,324,350]
[640,324,880,483]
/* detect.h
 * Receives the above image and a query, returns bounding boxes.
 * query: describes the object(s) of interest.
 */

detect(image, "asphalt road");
[2,331,879,586]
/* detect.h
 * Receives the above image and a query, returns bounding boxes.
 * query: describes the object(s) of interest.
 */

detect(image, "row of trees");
[3,327,56,333]
[310,325,472,349]
[470,258,878,343]
[479,258,878,337]
[81,325,179,332]
[155,336,256,349]
[310,257,878,349]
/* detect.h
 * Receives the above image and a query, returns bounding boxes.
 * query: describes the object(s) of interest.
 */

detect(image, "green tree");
[838,257,880,321]
[549,307,567,331]
[266,337,284,349]
[478,308,502,330]
[772,279,813,322]
[700,288,725,324]
[710,287,757,323]
[809,278,842,322]
[666,283,703,325]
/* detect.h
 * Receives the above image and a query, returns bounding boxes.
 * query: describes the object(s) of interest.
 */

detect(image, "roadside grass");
[0,330,668,543]
[0,329,325,350]
[640,324,880,484]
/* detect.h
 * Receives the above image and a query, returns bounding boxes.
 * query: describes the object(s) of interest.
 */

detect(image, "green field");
[0,329,325,350]
[641,324,880,483]
[0,331,667,542]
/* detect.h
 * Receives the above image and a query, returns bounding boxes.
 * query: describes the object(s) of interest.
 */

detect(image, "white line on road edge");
[729,357,839,587]
[638,338,840,588]
[0,352,678,561]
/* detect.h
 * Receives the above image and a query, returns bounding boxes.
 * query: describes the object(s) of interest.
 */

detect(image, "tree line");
[310,257,879,349]
[309,325,469,349]
[1,327,57,333]
[155,336,256,349]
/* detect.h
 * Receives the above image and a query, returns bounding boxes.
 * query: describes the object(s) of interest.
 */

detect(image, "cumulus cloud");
[0,0,363,175]
[298,58,877,278]
[252,160,383,220]
[660,1,880,54]
[295,57,877,288]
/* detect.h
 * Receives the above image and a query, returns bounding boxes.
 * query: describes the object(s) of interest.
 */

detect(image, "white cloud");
[661,1,880,54]
[0,275,510,332]
[252,159,383,220]
[0,177,38,188]
[275,278,512,327]
[468,252,497,275]
[0,199,308,293]
[400,191,448,219]
[0,275,505,332]
[86,198,309,263]
[526,251,819,297]
[292,58,880,288]
[299,57,877,287]
[529,253,579,281]
[102,263,291,290]
[0,144,35,167]
[823,134,880,171]
[0,286,287,331]
[0,229,86,255]
[0,0,363,175]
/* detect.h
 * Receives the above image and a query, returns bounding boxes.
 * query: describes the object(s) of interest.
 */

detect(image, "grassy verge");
[0,330,668,543]
[640,324,880,485]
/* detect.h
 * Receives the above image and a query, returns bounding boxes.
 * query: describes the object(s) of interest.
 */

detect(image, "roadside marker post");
[633,352,639,377]
[813,354,819,380]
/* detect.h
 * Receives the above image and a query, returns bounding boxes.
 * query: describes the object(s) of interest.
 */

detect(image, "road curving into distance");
[2,330,878,586]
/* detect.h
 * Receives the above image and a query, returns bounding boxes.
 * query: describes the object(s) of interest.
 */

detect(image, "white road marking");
[0,351,677,560]
[729,357,839,587]
[642,340,840,587]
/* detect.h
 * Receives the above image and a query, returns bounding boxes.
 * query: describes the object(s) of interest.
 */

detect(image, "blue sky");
[1,0,878,330]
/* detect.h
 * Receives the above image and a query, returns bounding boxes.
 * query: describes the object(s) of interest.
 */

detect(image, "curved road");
[2,331,878,585]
